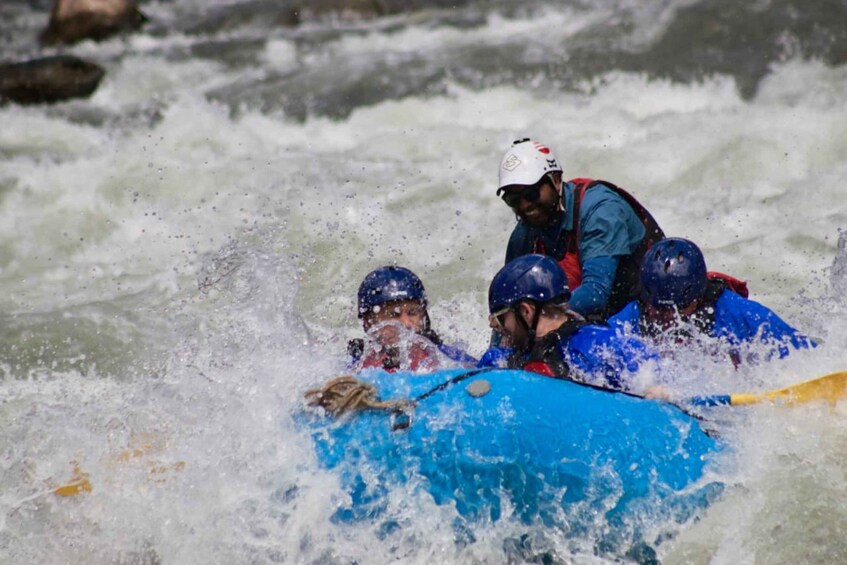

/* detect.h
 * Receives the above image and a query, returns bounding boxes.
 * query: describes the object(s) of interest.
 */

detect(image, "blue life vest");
[608,284,814,363]
[479,322,657,390]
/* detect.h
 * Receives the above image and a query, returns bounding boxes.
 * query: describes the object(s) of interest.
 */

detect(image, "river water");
[2,0,847,563]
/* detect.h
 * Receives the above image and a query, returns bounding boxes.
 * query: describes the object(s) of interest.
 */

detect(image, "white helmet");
[497,138,563,191]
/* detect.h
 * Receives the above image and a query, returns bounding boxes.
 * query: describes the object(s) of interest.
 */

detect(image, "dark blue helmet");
[640,238,708,308]
[357,266,427,318]
[488,254,571,313]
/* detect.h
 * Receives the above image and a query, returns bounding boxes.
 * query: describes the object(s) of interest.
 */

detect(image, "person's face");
[500,178,560,228]
[643,300,699,330]
[364,299,427,345]
[489,303,532,350]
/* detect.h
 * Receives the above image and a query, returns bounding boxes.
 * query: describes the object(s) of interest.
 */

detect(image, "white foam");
[3,7,847,561]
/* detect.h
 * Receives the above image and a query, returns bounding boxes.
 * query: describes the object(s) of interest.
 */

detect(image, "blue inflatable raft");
[306,368,723,537]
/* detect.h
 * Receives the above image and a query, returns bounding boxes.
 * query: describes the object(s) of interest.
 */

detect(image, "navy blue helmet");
[357,266,427,318]
[488,254,571,313]
[640,238,708,308]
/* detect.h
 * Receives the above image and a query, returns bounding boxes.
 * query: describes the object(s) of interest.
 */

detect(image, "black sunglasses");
[499,183,542,208]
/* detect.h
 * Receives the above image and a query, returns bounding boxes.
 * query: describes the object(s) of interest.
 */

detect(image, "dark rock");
[0,55,105,105]
[288,0,472,24]
[39,0,147,46]
[182,0,473,35]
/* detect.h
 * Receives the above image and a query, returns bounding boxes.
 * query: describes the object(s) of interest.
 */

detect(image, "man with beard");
[478,254,656,390]
[607,238,815,366]
[497,138,664,321]
[348,265,476,372]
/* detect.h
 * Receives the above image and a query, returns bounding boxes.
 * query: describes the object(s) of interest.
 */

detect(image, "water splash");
[831,228,847,298]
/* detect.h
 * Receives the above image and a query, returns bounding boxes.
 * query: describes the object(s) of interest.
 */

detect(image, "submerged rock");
[287,0,470,22]
[39,0,147,46]
[0,55,105,105]
[183,0,472,35]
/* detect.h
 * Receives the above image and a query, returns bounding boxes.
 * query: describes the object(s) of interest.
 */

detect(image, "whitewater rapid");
[3,1,847,563]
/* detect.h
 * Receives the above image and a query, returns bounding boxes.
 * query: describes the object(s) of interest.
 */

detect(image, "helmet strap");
[515,300,541,352]
[550,172,565,212]
[513,175,564,226]
[528,301,541,345]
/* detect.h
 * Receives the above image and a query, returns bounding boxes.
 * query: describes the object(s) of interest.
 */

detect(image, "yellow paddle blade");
[730,371,847,406]
[53,465,92,497]
[52,433,186,497]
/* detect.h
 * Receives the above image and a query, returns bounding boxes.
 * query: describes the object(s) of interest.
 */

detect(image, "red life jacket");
[523,361,556,377]
[359,341,440,372]
[533,178,665,318]
[514,320,589,379]
[706,271,749,298]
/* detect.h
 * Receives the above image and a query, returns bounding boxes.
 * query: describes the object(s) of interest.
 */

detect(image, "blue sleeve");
[569,256,618,316]
[438,343,478,367]
[606,301,642,336]
[567,186,645,316]
[477,346,513,368]
[713,291,816,359]
[578,187,646,261]
[564,325,658,390]
[505,223,532,264]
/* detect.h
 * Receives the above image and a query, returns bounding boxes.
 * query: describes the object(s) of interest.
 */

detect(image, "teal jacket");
[506,182,649,318]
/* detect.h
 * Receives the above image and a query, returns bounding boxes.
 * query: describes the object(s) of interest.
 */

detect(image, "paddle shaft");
[688,371,847,407]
